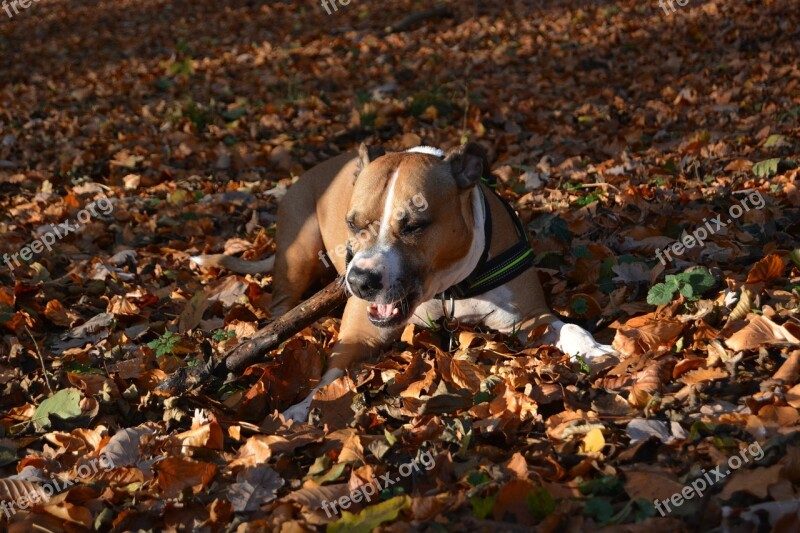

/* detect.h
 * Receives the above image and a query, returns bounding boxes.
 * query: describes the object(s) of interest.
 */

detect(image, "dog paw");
[545,321,619,363]
[569,340,617,362]
[280,369,346,423]
[282,400,312,422]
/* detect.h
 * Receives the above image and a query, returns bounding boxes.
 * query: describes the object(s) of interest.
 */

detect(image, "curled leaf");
[728,288,752,322]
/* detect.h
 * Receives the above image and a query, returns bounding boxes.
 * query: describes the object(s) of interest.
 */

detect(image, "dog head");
[344,142,488,327]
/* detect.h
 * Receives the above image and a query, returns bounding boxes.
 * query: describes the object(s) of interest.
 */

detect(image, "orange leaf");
[613,313,684,356]
[680,367,728,385]
[493,479,536,525]
[505,452,529,479]
[726,315,800,351]
[310,375,357,430]
[450,358,485,393]
[44,299,79,327]
[43,501,93,526]
[174,421,224,451]
[746,254,785,283]
[156,457,217,498]
[672,357,706,379]
[230,435,275,468]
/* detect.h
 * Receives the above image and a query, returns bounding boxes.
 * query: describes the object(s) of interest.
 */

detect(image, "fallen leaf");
[228,466,283,512]
[327,495,411,533]
[155,457,217,497]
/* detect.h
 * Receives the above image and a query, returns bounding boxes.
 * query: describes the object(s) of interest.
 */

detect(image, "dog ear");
[445,142,489,189]
[354,143,385,180]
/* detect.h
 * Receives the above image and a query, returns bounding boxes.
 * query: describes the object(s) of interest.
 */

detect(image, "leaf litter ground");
[0,0,799,531]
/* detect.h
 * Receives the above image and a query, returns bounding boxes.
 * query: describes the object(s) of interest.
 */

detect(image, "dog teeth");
[370,302,399,320]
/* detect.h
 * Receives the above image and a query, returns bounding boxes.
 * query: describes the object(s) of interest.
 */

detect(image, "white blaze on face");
[346,168,403,310]
[377,167,400,245]
[374,167,403,301]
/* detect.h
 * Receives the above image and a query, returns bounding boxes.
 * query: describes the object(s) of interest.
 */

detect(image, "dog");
[193,143,616,421]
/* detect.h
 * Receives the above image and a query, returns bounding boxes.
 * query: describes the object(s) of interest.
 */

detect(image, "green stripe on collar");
[441,183,534,300]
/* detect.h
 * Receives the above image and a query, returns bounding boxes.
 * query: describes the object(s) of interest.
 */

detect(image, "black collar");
[439,175,535,300]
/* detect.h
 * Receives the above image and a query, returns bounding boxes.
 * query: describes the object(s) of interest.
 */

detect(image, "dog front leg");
[282,298,400,422]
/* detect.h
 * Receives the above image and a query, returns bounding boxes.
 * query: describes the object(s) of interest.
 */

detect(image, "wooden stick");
[25,326,53,394]
[156,278,347,394]
[224,278,347,373]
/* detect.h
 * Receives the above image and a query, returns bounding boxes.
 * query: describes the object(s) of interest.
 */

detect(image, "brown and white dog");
[193,143,615,420]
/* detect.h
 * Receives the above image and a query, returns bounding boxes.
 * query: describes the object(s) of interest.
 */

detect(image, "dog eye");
[401,220,429,235]
[346,219,358,233]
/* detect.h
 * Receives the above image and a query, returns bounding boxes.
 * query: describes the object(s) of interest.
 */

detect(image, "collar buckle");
[440,292,459,352]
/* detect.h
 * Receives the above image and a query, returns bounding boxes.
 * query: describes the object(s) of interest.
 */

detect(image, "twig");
[25,326,53,394]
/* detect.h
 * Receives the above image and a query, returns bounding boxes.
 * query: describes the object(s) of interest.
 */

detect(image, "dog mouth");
[366,296,415,327]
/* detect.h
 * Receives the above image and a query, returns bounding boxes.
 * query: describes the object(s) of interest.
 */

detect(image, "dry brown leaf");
[337,430,365,464]
[624,468,685,502]
[773,350,800,384]
[174,420,224,452]
[746,254,785,283]
[401,367,437,399]
[44,300,81,327]
[787,384,800,408]
[230,436,274,469]
[719,464,783,500]
[546,410,600,441]
[409,494,456,521]
[758,405,800,427]
[726,315,800,351]
[106,295,141,317]
[450,357,485,393]
[680,367,729,385]
[493,478,536,525]
[505,452,529,479]
[728,288,753,323]
[177,291,209,333]
[629,357,674,408]
[613,313,684,356]
[0,478,49,505]
[282,482,350,513]
[310,375,357,430]
[155,457,217,498]
[42,500,94,526]
[672,357,706,379]
[386,351,429,396]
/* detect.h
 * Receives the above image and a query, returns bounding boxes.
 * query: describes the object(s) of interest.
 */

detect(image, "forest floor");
[1,0,799,531]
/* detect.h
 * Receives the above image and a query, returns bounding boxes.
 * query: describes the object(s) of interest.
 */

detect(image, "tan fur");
[193,145,612,421]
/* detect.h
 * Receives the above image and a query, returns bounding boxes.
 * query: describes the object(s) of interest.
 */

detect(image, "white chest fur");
[410,285,525,333]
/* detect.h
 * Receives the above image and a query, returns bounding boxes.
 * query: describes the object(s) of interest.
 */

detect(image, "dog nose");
[347,265,382,298]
